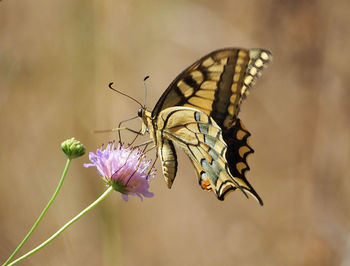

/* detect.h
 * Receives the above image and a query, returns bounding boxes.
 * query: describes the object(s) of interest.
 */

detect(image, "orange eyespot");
[201,179,212,191]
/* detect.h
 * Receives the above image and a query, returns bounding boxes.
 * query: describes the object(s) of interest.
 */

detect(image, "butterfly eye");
[137,108,143,117]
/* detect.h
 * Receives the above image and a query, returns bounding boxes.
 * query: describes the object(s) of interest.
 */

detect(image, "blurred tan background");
[1,0,350,265]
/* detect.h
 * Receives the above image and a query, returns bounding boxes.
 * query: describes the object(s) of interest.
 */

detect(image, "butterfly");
[131,48,271,205]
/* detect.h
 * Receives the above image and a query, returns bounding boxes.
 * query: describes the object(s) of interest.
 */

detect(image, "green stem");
[7,186,114,266]
[3,159,72,266]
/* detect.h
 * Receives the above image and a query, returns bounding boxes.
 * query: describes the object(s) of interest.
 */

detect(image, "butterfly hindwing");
[222,118,263,204]
[155,106,262,202]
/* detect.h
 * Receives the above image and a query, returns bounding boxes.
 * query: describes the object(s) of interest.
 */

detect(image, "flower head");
[61,137,86,159]
[84,142,155,201]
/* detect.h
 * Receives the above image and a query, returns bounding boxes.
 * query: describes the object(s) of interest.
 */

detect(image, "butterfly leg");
[127,141,157,180]
[133,140,154,149]
[144,145,156,154]
[146,151,158,180]
[95,126,142,144]
[112,145,139,180]
[116,116,141,142]
[94,116,142,142]
[125,147,150,185]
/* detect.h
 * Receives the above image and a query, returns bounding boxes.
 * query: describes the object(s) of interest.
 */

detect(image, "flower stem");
[6,186,113,266]
[3,158,72,266]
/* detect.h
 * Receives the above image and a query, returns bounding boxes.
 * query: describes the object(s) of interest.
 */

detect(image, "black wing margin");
[222,118,263,205]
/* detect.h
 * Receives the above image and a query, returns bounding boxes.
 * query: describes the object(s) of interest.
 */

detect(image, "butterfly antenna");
[108,82,143,107]
[143,76,150,108]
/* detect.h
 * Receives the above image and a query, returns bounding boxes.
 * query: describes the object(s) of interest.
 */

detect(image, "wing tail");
[222,118,263,205]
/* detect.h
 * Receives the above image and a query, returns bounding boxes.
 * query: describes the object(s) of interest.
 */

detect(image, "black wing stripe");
[210,51,239,126]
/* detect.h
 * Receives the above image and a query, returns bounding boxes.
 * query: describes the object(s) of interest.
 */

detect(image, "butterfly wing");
[155,106,263,204]
[152,48,272,127]
[151,48,270,204]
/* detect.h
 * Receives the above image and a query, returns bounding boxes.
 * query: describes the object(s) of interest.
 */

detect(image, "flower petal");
[84,142,155,201]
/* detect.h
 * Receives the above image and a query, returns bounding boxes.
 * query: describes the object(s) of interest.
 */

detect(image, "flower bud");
[61,138,86,159]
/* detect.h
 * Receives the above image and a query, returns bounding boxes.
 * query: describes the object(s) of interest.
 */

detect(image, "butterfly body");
[138,48,271,205]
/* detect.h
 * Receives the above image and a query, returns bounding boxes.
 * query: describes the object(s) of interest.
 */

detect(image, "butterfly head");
[137,107,153,135]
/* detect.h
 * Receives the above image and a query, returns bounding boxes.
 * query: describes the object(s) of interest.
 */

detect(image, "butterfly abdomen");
[158,136,178,189]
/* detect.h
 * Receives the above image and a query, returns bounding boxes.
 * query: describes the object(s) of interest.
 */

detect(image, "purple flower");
[84,142,155,201]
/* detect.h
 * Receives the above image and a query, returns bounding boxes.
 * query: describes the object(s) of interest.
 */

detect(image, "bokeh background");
[1,0,350,265]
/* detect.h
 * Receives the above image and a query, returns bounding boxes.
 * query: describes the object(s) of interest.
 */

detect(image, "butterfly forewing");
[237,49,272,114]
[152,48,272,129]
